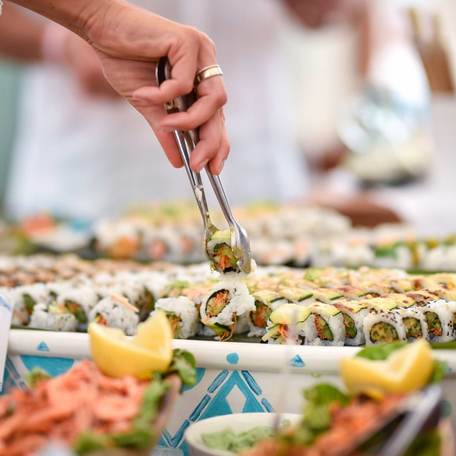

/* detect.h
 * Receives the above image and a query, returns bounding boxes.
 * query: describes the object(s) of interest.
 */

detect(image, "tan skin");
[7,0,229,174]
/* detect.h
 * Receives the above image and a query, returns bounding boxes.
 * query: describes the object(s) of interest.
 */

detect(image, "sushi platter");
[3,254,456,346]
[3,208,456,454]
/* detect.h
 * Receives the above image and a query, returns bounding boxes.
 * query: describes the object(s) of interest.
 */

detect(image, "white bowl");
[185,412,300,456]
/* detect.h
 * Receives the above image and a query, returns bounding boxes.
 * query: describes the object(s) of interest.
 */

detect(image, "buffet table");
[5,330,456,454]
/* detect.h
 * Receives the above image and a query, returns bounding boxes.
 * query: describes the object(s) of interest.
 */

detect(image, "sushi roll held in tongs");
[156,57,252,275]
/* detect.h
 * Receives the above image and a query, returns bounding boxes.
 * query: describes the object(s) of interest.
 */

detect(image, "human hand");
[61,29,118,98]
[84,1,229,174]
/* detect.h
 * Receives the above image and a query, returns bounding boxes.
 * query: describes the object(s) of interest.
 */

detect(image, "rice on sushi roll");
[155,296,200,338]
[88,294,139,336]
[29,303,78,332]
[200,279,255,341]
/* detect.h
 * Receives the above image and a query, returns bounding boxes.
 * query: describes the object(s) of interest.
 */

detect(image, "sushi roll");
[262,303,311,344]
[334,301,369,346]
[48,283,98,328]
[399,307,428,341]
[155,296,200,338]
[421,300,454,342]
[248,290,287,337]
[17,283,49,323]
[363,310,406,345]
[200,279,255,341]
[29,303,78,332]
[407,291,454,342]
[88,294,139,336]
[1,287,29,326]
[206,229,240,273]
[303,303,346,346]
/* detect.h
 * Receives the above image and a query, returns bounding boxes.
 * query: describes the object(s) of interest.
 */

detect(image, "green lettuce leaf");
[168,349,197,386]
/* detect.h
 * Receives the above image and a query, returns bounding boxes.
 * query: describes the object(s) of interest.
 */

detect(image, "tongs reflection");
[155,57,252,274]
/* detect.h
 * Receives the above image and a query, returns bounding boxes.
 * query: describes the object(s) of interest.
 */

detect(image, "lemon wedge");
[341,340,434,398]
[132,310,173,353]
[89,311,173,379]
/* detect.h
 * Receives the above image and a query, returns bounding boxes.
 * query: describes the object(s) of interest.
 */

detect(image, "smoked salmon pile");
[0,360,164,456]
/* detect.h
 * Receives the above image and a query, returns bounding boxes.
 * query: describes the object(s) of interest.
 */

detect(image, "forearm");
[0,3,45,61]
[8,0,112,39]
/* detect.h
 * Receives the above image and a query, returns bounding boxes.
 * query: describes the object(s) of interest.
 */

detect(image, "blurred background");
[0,0,455,235]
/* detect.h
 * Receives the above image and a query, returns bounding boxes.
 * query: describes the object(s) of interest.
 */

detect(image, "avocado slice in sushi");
[369,322,399,343]
[341,314,357,339]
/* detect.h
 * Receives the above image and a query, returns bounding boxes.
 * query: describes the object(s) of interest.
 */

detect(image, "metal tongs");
[156,57,252,273]
[340,385,444,456]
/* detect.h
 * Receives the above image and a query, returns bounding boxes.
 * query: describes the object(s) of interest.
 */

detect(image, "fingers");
[159,76,227,131]
[189,110,229,174]
[132,39,199,104]
[208,127,230,175]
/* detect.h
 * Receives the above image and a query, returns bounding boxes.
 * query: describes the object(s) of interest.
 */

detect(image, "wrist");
[10,0,114,40]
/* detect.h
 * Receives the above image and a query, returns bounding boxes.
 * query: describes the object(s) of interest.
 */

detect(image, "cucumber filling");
[313,315,334,341]
[370,322,399,343]
[64,300,87,324]
[425,312,443,337]
[342,313,357,339]
[136,289,155,322]
[23,294,36,316]
[403,317,422,339]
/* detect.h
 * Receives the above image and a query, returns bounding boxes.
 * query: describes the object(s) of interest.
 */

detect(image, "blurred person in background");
[0,0,375,222]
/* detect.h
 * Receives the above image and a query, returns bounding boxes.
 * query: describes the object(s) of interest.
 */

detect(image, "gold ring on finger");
[195,65,223,85]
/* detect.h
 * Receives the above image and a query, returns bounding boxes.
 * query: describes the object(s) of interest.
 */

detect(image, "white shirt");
[6,0,307,220]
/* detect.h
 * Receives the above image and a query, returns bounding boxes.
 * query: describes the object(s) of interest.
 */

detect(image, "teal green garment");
[0,62,21,213]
